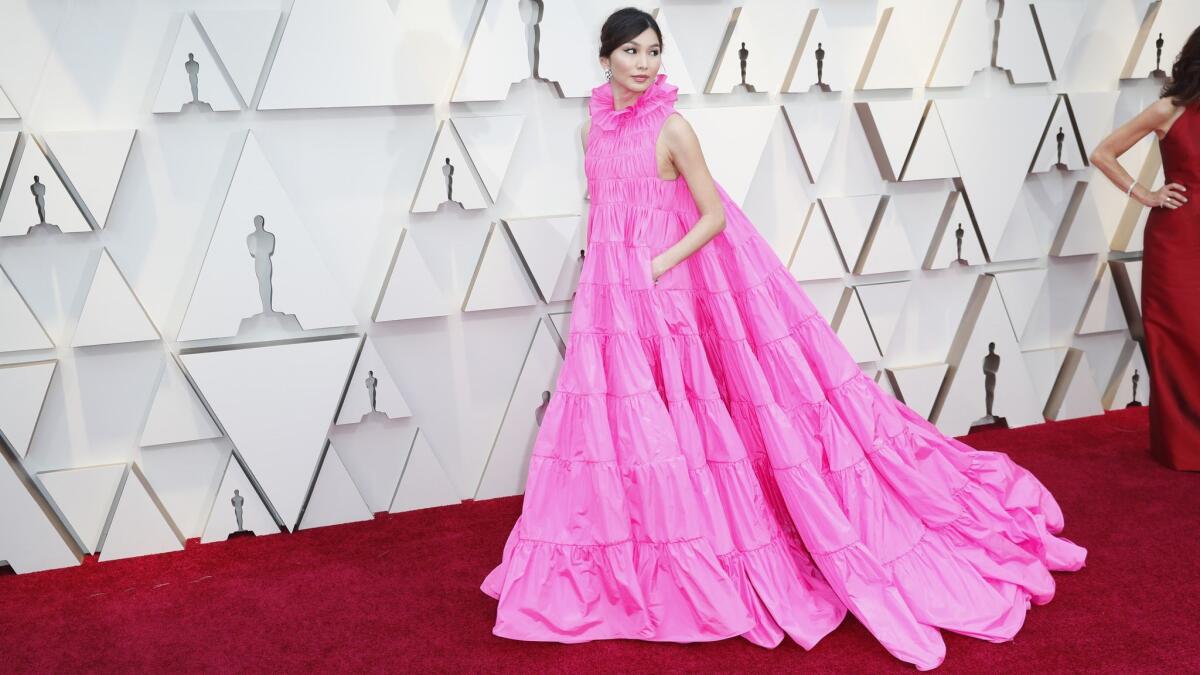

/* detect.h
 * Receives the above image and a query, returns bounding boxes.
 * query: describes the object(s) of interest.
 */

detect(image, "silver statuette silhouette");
[181,52,215,112]
[237,215,302,335]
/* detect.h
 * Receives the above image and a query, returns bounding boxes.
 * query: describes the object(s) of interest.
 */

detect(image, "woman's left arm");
[651,113,726,280]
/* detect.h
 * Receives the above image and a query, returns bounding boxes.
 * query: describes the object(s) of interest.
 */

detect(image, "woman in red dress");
[1091,26,1200,471]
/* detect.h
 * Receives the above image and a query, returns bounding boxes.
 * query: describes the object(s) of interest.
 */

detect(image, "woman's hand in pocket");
[650,254,670,284]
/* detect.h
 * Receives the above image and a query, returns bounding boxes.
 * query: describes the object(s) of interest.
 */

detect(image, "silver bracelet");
[1126,180,1138,198]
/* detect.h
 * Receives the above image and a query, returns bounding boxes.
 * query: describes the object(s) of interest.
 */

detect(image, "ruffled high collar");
[588,72,678,131]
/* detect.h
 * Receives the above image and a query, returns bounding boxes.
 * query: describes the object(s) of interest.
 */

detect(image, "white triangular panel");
[707,6,791,93]
[260,0,460,109]
[549,310,572,345]
[993,191,1046,262]
[1047,349,1105,421]
[452,0,528,102]
[299,444,372,530]
[996,1,1053,83]
[676,105,778,204]
[885,363,948,420]
[476,319,564,499]
[462,221,539,313]
[1021,347,1069,411]
[39,464,125,554]
[993,267,1048,341]
[1077,263,1127,335]
[506,216,580,302]
[139,443,228,539]
[452,116,525,203]
[937,96,1057,256]
[72,249,160,348]
[799,280,845,323]
[787,8,873,93]
[374,228,449,322]
[927,192,986,269]
[0,135,90,236]
[782,100,842,182]
[1054,181,1109,257]
[859,201,916,275]
[411,121,489,212]
[820,195,881,271]
[0,360,56,458]
[98,465,185,562]
[927,0,991,87]
[935,276,1043,435]
[1123,1,1200,80]
[1031,98,1086,173]
[41,130,135,229]
[903,103,958,181]
[336,338,411,425]
[650,9,700,96]
[178,132,356,341]
[194,10,279,105]
[1035,0,1086,78]
[152,15,241,113]
[180,335,360,529]
[0,263,53,352]
[789,204,846,281]
[856,280,912,354]
[390,429,459,512]
[836,289,882,363]
[201,454,279,542]
[859,1,959,90]
[0,450,80,573]
[140,357,221,448]
[0,87,16,118]
[1067,93,1121,166]
[1113,259,1143,314]
[857,100,926,181]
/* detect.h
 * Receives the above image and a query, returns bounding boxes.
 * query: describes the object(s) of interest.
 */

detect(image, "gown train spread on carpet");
[480,73,1087,671]
[1143,102,1200,471]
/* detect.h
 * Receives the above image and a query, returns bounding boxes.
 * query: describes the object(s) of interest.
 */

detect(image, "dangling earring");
[604,68,612,81]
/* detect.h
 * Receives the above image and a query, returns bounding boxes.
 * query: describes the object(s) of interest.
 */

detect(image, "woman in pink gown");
[481,8,1086,671]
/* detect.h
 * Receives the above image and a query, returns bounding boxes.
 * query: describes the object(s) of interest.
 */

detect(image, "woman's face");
[601,27,661,94]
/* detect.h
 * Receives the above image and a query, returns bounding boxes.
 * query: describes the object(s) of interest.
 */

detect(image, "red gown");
[1142,102,1200,471]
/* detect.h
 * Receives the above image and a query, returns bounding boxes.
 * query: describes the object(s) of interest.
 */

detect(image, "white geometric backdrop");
[0,0,1170,573]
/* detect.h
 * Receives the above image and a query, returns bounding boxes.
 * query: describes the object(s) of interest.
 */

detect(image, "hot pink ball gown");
[480,72,1086,671]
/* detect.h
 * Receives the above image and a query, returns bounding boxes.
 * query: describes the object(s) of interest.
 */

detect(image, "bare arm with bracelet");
[1090,97,1189,209]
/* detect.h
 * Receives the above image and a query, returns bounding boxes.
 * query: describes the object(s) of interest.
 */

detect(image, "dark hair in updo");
[598,7,662,59]
[1161,25,1200,106]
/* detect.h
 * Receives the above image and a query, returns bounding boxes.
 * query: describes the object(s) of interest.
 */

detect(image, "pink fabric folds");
[481,72,1086,671]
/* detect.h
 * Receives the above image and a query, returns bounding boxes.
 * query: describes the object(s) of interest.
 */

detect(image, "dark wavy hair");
[598,7,662,59]
[1161,26,1200,105]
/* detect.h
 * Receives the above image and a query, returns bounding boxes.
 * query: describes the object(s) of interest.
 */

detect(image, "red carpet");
[2,407,1197,673]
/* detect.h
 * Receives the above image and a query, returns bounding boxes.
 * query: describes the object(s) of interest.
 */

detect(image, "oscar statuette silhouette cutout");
[237,215,303,336]
[971,342,1008,429]
[1152,33,1167,79]
[1054,126,1069,171]
[26,175,63,236]
[734,42,757,92]
[812,41,831,92]
[227,488,254,539]
[181,52,215,112]
[441,157,464,210]
[1127,368,1144,407]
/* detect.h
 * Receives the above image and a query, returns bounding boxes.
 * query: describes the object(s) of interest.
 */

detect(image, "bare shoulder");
[1148,97,1187,138]
[1150,96,1181,118]
[661,111,693,139]
[660,112,700,153]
